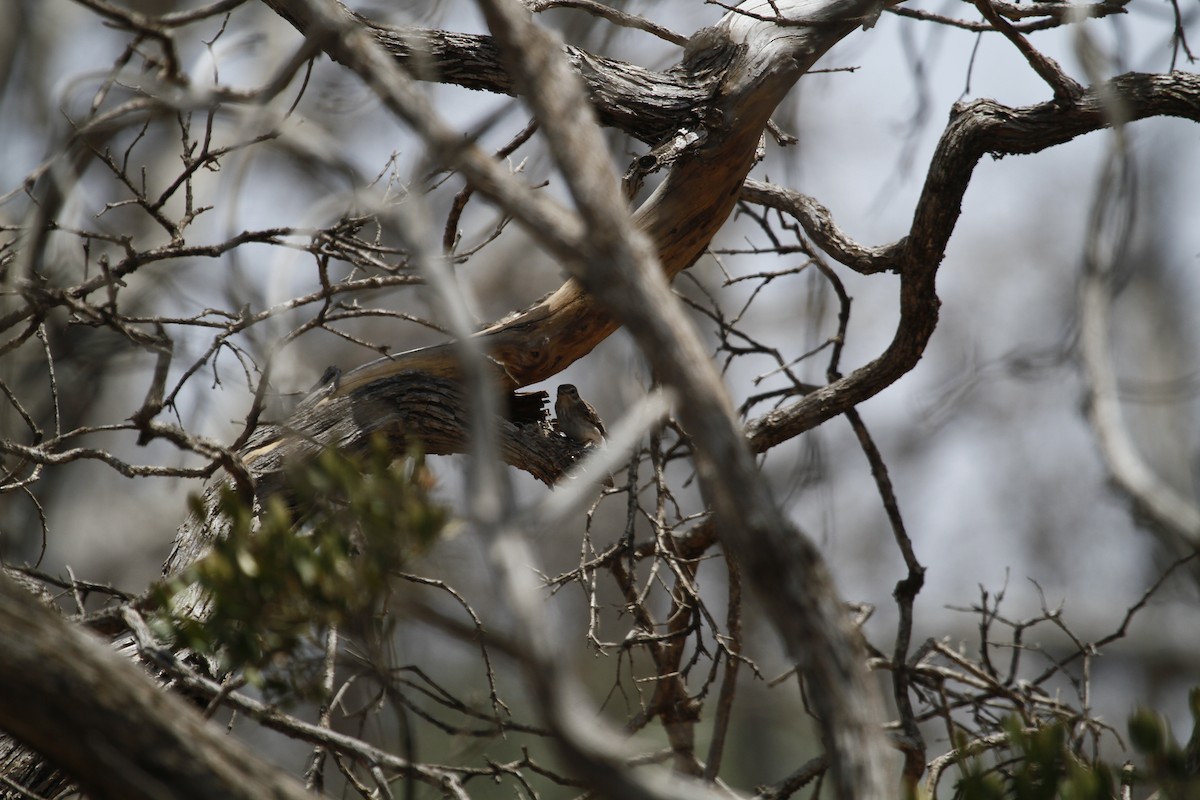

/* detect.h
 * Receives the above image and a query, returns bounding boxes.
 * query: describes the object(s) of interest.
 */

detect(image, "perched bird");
[555,384,606,445]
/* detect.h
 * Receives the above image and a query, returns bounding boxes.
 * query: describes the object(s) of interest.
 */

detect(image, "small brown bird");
[555,384,606,445]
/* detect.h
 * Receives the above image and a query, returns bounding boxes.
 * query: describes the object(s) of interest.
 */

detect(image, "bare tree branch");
[744,72,1200,452]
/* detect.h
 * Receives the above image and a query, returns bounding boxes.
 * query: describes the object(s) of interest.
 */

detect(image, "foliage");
[1126,690,1200,800]
[956,720,1116,800]
[955,697,1200,800]
[152,438,446,692]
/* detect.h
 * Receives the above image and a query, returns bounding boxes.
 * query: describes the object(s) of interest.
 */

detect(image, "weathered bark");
[262,0,706,144]
[0,571,313,800]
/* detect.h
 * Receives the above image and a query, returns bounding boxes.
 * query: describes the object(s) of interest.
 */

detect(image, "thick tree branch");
[165,375,568,577]
[0,572,313,800]
[261,0,703,144]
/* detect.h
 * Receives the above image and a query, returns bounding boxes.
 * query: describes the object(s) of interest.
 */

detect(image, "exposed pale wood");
[264,0,877,404]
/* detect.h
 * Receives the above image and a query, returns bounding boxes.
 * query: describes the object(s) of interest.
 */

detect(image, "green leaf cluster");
[152,437,447,692]
[956,719,1113,800]
[957,693,1200,800]
[1125,689,1200,800]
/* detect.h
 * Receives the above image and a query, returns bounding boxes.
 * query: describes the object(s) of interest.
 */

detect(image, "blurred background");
[2,0,1199,794]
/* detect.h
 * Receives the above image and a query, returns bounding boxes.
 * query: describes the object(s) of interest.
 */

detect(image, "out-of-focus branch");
[1079,149,1200,548]
[474,0,892,797]
[0,571,313,800]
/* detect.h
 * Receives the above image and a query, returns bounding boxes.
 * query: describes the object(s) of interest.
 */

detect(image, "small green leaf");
[1129,708,1168,755]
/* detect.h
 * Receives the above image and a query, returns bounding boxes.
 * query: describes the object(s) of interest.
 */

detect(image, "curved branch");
[164,374,578,577]
[237,0,863,456]
[1079,147,1200,548]
[740,180,902,273]
[262,0,703,144]
[745,71,1200,452]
